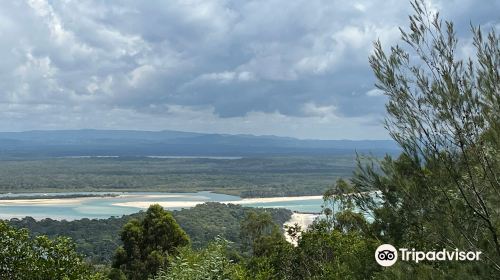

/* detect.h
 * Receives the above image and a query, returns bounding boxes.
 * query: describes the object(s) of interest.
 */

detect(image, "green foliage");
[293,224,379,280]
[322,178,368,232]
[0,220,103,280]
[347,0,500,277]
[240,205,378,279]
[238,211,293,279]
[150,238,246,280]
[7,203,292,264]
[112,204,190,280]
[238,1,500,279]
[174,203,292,252]
[0,156,355,197]
[8,215,132,264]
[240,211,279,254]
[108,269,127,280]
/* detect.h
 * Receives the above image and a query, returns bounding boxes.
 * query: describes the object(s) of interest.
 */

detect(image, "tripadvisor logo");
[375,244,398,266]
[375,244,482,267]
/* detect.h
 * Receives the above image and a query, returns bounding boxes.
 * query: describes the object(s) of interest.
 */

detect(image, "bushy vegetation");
[0,221,105,280]
[175,202,291,250]
[357,0,500,275]
[150,239,246,280]
[8,215,137,264]
[7,203,292,263]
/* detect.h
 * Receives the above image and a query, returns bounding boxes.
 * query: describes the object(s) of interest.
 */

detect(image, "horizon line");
[0,128,394,142]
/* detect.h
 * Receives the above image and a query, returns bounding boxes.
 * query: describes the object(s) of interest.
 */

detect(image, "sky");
[0,0,498,139]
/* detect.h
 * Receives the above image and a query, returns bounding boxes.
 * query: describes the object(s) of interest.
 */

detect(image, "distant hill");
[0,129,400,158]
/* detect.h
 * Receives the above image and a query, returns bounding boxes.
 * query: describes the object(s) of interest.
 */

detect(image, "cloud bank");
[0,0,497,139]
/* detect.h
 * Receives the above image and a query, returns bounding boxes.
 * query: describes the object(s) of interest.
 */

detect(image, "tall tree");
[111,204,190,280]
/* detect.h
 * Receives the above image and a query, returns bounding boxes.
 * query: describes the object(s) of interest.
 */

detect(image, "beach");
[283,212,319,245]
[111,195,323,209]
[112,201,204,209]
[0,197,91,206]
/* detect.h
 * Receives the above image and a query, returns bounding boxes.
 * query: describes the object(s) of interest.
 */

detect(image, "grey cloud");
[0,0,497,138]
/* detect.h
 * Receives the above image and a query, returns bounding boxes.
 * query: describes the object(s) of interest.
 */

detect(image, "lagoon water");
[0,191,323,220]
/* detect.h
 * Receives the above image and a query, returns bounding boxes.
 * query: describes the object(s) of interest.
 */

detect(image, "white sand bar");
[113,201,204,209]
[0,198,90,206]
[111,195,323,209]
[123,194,208,199]
[0,194,323,211]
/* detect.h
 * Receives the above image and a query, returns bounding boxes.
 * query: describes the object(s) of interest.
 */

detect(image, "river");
[0,191,323,220]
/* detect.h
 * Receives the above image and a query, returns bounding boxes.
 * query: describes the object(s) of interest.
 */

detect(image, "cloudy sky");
[0,0,498,139]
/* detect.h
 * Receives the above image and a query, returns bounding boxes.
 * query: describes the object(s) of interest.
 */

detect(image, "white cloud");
[366,89,384,97]
[128,65,155,87]
[200,71,236,82]
[198,71,256,83]
[301,102,338,120]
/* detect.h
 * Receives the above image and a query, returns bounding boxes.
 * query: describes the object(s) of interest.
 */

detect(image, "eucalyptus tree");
[111,204,190,280]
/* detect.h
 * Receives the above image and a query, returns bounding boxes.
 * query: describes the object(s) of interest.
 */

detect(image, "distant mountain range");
[0,130,400,158]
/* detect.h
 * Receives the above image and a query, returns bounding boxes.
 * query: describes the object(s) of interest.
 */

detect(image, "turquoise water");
[0,192,323,220]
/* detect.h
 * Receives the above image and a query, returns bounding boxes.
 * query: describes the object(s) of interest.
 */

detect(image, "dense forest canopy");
[0,156,355,197]
[6,203,292,264]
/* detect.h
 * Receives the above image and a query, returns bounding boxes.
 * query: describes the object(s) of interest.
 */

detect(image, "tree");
[240,211,294,279]
[240,211,277,255]
[322,178,369,233]
[0,221,104,280]
[111,204,190,280]
[351,0,499,276]
[150,238,246,280]
[240,210,379,280]
[292,224,379,280]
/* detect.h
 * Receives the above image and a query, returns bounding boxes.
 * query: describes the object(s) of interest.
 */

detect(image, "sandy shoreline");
[283,213,319,245]
[112,195,323,209]
[0,197,91,206]
[285,213,318,227]
[0,194,323,209]
[0,194,206,207]
[113,201,204,209]
[121,194,208,199]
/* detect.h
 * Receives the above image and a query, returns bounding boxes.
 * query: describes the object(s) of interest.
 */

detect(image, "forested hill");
[0,129,399,158]
[6,203,292,264]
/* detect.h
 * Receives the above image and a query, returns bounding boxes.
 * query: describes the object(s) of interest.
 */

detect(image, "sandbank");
[0,197,90,206]
[112,201,204,209]
[111,195,323,209]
